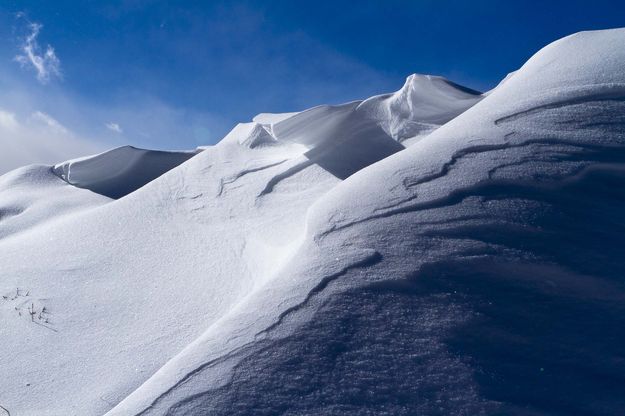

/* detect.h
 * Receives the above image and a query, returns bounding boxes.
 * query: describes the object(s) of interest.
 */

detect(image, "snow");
[52,146,199,198]
[357,74,482,145]
[1,28,625,416]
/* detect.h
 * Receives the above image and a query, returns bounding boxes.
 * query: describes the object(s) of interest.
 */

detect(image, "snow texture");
[1,28,625,416]
[52,146,199,198]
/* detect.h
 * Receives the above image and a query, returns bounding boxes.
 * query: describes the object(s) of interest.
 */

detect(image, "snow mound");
[263,101,402,178]
[2,28,625,416]
[357,74,482,144]
[247,74,482,178]
[0,164,108,239]
[52,146,199,199]
[106,28,625,416]
[236,123,278,148]
[261,74,482,148]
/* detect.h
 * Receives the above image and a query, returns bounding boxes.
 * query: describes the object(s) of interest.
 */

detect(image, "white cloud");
[0,110,19,132]
[31,111,69,133]
[14,20,62,84]
[0,107,103,175]
[105,122,123,133]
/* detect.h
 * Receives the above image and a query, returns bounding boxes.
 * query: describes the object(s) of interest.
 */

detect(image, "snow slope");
[53,146,199,198]
[2,28,625,416]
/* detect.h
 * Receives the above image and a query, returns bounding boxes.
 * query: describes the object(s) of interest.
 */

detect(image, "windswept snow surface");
[53,146,200,199]
[2,29,625,416]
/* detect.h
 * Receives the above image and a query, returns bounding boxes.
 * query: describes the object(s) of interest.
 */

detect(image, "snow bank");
[249,74,481,179]
[53,146,199,199]
[2,28,624,416]
[263,74,482,148]
[357,74,482,144]
[0,164,108,240]
[108,28,625,416]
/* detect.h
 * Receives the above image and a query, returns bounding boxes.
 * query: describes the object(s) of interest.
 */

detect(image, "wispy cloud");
[105,122,123,133]
[14,15,62,84]
[31,111,69,133]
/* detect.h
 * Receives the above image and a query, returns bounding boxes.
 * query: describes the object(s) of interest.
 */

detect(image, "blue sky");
[0,0,624,160]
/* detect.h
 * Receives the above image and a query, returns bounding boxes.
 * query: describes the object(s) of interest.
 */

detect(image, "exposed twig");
[28,303,36,322]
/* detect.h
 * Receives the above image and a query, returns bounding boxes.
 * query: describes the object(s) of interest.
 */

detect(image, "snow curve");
[53,146,199,199]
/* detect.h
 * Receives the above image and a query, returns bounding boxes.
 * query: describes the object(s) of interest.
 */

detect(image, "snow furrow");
[254,250,382,338]
[256,158,315,198]
[494,89,625,126]
[216,159,287,197]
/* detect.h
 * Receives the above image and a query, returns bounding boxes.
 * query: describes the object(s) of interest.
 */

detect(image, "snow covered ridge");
[46,73,481,199]
[1,28,625,415]
[52,146,200,199]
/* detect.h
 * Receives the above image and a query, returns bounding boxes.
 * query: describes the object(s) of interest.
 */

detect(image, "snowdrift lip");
[52,145,200,199]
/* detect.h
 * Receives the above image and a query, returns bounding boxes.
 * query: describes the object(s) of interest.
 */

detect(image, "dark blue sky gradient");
[0,0,623,148]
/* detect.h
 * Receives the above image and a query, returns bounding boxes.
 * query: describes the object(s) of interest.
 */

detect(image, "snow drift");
[53,146,199,199]
[1,29,625,416]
